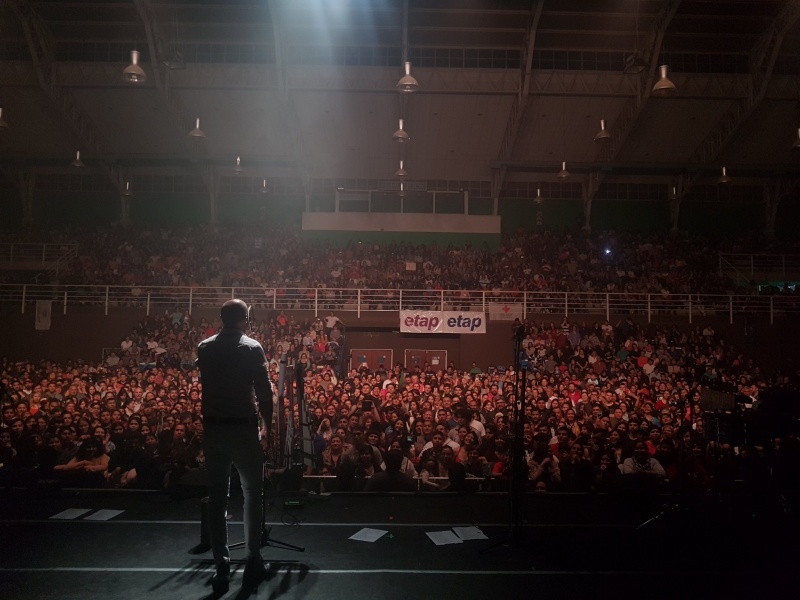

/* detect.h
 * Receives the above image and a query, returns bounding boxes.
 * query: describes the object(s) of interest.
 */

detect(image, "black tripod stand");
[482,325,532,552]
[230,463,305,554]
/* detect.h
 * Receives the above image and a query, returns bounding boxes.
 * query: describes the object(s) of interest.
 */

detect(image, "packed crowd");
[4,224,794,297]
[2,307,797,494]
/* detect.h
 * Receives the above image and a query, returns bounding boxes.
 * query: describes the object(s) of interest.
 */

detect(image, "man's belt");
[203,415,259,425]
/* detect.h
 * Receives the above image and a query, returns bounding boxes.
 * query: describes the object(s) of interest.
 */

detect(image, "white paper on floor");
[452,526,488,541]
[426,530,464,546]
[50,508,92,520]
[84,509,125,521]
[348,528,389,542]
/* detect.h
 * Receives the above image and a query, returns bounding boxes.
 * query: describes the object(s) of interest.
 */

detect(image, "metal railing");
[0,243,78,271]
[719,253,800,285]
[2,284,798,325]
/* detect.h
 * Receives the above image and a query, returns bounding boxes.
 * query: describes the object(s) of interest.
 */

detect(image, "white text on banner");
[400,311,485,334]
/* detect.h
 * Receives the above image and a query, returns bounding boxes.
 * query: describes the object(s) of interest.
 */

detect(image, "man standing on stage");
[197,299,273,595]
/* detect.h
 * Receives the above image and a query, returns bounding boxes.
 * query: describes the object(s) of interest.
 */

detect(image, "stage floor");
[0,486,796,599]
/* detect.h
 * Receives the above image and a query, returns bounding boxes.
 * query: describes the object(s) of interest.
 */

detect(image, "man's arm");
[252,345,273,427]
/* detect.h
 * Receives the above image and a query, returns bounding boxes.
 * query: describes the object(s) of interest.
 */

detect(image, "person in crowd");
[620,440,667,482]
[55,437,109,487]
[365,448,415,492]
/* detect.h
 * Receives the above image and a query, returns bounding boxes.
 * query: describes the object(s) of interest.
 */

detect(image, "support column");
[582,193,593,232]
[582,171,599,232]
[669,185,683,234]
[17,171,35,225]
[120,194,131,227]
[200,165,220,225]
[669,195,682,234]
[763,180,784,242]
[209,187,218,225]
[491,166,506,216]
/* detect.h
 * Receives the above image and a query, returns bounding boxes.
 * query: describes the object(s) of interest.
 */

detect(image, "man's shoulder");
[240,334,264,350]
[198,333,219,348]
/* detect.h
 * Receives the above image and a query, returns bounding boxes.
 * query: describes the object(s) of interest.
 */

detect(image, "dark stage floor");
[0,486,797,600]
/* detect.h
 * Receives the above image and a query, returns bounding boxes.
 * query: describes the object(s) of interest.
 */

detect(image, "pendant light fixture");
[651,65,677,97]
[534,186,543,204]
[395,159,407,177]
[188,118,206,140]
[594,119,611,143]
[0,107,7,129]
[557,161,570,180]
[396,61,420,93]
[70,150,85,168]
[122,181,133,196]
[123,50,147,84]
[233,156,244,175]
[260,179,268,194]
[717,166,731,184]
[392,119,410,143]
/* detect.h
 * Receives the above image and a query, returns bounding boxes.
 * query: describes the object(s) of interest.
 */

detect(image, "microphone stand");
[482,325,532,552]
[230,359,305,554]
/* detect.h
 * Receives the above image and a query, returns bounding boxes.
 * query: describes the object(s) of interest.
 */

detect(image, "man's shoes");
[210,560,230,597]
[243,556,269,587]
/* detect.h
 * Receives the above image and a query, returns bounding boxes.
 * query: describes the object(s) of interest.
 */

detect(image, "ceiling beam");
[5,0,120,192]
[491,0,545,208]
[688,0,800,165]
[6,61,773,101]
[584,0,682,210]
[596,0,682,165]
[132,0,198,146]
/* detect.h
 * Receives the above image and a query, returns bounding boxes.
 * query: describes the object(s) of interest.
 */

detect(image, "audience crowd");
[5,225,799,300]
[1,306,798,495]
[1,226,798,495]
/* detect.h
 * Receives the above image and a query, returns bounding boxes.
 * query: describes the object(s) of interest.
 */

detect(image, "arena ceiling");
[1,0,799,205]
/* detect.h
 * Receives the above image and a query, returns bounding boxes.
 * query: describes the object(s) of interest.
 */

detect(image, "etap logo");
[446,314,483,332]
[403,314,440,331]
[400,311,486,334]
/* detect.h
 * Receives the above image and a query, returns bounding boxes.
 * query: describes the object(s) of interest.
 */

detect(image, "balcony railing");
[1,284,797,324]
[0,243,79,269]
[719,253,800,286]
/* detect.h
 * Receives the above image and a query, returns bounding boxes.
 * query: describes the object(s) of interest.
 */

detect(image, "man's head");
[220,299,250,329]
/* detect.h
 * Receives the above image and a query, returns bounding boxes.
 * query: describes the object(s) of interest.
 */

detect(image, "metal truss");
[597,0,681,164]
[490,1,544,213]
[132,0,195,143]
[579,0,681,226]
[4,60,776,102]
[689,0,800,165]
[5,0,119,193]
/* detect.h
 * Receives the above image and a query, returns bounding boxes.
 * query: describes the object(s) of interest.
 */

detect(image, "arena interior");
[1,1,800,598]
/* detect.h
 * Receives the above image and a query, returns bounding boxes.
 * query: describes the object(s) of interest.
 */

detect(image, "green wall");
[300,230,500,249]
